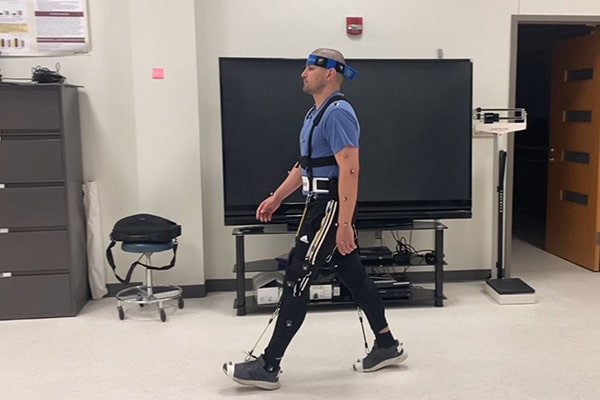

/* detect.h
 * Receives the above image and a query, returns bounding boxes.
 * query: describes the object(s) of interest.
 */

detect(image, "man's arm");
[271,162,303,202]
[334,145,359,254]
[256,163,302,222]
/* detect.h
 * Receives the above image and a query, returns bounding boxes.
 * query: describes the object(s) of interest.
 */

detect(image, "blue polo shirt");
[300,92,360,180]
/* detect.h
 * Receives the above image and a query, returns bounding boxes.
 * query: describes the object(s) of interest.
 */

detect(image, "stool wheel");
[118,306,125,320]
[137,293,144,307]
[178,297,184,309]
[160,308,167,322]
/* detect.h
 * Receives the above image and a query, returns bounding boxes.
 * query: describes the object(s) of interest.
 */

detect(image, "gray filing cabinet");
[0,84,89,319]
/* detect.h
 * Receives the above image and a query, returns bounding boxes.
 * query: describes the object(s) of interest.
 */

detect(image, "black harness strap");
[299,155,337,169]
[300,95,349,191]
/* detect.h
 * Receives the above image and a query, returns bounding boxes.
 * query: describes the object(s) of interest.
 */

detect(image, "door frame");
[507,14,600,276]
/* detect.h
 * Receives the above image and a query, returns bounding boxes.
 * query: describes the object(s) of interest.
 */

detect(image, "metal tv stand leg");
[235,234,247,316]
[434,227,444,307]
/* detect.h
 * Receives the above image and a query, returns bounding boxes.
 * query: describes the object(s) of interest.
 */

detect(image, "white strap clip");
[301,176,330,194]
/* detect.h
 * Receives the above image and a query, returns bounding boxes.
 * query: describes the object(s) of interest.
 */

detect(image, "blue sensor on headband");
[306,54,358,80]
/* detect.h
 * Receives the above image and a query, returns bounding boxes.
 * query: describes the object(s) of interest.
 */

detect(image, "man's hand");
[255,164,302,222]
[336,223,357,256]
[256,194,282,223]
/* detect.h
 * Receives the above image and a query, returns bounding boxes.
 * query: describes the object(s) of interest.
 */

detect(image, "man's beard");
[302,81,311,94]
[302,80,323,95]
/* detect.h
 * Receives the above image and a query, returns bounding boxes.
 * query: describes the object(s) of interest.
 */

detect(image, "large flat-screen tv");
[219,57,472,227]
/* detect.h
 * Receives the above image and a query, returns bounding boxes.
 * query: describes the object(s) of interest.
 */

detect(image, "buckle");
[301,176,330,194]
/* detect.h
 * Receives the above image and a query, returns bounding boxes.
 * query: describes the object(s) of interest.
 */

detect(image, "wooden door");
[546,29,600,271]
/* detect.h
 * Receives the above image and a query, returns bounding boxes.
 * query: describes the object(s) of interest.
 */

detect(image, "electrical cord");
[390,231,436,266]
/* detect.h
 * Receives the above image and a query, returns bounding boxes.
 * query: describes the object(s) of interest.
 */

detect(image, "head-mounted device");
[306,54,357,80]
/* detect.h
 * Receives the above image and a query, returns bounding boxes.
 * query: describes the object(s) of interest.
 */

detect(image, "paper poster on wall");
[0,0,89,56]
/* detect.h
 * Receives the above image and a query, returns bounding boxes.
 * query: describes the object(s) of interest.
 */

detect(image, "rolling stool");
[115,241,184,322]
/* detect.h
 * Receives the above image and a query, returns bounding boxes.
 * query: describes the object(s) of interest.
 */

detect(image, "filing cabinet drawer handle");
[0,272,12,278]
[0,228,8,234]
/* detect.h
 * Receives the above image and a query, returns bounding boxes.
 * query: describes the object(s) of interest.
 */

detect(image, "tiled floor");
[2,238,599,400]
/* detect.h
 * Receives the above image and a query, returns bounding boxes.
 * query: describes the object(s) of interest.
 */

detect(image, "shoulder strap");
[303,95,349,183]
[312,95,347,127]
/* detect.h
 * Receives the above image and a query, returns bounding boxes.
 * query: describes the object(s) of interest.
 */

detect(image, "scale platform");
[484,278,536,305]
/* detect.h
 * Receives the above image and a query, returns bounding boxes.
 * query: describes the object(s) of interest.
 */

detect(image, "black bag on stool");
[106,214,182,284]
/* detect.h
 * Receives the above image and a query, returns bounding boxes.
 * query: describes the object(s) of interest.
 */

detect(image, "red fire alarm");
[346,16,363,35]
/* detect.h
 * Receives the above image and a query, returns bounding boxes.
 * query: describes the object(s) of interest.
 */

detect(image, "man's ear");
[326,68,337,81]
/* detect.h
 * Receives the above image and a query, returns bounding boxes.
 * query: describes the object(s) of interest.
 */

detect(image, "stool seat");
[121,241,173,253]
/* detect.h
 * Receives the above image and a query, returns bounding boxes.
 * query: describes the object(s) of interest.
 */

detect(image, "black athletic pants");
[263,196,389,365]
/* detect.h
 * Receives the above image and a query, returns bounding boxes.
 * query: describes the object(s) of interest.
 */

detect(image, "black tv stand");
[232,220,447,315]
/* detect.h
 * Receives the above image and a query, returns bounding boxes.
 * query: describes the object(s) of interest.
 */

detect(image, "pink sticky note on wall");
[152,68,165,79]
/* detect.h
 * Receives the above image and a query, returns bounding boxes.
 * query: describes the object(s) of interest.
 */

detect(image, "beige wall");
[0,0,205,285]
[2,0,600,286]
[197,0,515,279]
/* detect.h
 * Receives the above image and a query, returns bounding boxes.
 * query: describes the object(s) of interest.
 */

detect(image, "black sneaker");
[353,339,408,372]
[223,355,281,390]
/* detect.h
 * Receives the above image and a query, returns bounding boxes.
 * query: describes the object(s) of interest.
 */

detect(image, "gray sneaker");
[353,340,408,372]
[223,355,281,390]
